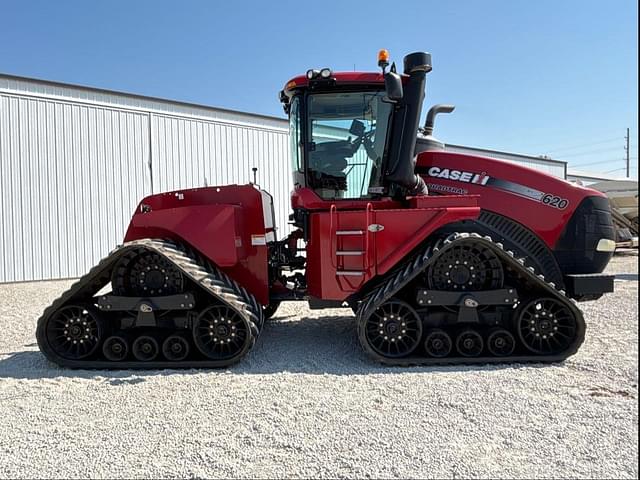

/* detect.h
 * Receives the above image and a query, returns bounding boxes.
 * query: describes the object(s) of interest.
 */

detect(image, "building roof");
[0,72,288,130]
[567,169,630,182]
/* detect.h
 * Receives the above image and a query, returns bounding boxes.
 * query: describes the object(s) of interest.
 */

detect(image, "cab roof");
[283,72,386,92]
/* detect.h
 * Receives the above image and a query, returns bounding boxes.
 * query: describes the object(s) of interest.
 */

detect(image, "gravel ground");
[0,253,637,479]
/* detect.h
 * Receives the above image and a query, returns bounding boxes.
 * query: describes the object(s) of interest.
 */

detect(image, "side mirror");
[349,119,366,137]
[384,72,403,102]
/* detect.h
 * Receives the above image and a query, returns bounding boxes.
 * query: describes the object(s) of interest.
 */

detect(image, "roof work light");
[378,49,390,69]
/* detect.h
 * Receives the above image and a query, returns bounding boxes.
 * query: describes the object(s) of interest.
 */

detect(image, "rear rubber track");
[36,238,264,369]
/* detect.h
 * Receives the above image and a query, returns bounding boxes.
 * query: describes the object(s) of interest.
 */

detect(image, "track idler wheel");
[112,250,184,296]
[362,299,423,358]
[103,335,129,361]
[486,328,516,356]
[456,329,484,357]
[44,305,104,360]
[162,335,190,361]
[424,329,453,358]
[516,297,577,355]
[192,305,252,361]
[132,335,160,361]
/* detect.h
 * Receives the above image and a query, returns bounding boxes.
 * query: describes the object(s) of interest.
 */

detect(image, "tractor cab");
[289,88,391,200]
[279,50,433,205]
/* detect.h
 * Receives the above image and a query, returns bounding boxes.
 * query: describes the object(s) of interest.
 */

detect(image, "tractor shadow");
[0,313,547,381]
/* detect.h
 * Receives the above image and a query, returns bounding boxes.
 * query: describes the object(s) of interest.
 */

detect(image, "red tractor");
[37,50,615,368]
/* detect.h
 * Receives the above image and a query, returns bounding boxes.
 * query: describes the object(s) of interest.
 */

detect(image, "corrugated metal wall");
[0,75,291,283]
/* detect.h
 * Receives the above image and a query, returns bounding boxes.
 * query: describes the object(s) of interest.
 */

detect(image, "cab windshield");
[306,91,392,199]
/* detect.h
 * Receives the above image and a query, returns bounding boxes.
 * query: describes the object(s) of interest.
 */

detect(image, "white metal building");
[566,169,629,186]
[444,144,567,178]
[0,73,291,283]
[0,73,571,283]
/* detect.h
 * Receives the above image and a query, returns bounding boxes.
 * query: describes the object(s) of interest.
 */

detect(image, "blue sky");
[2,0,637,177]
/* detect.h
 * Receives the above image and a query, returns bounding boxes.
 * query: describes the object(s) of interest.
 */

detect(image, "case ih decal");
[425,167,491,185]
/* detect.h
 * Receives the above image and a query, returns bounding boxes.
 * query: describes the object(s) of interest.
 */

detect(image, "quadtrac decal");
[418,166,570,210]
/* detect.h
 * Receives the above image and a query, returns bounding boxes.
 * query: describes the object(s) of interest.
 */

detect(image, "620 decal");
[541,193,569,209]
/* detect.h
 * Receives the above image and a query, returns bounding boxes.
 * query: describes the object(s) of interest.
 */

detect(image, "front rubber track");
[36,239,263,369]
[356,232,586,367]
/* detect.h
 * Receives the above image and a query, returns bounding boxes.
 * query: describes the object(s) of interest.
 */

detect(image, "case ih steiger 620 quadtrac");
[37,50,616,368]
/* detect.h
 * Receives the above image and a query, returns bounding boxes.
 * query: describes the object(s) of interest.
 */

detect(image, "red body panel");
[416,150,608,248]
[296,188,479,300]
[124,184,270,305]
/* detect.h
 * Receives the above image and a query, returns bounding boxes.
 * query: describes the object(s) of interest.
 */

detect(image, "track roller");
[132,335,160,362]
[486,328,516,356]
[423,329,453,358]
[162,335,190,361]
[455,329,484,357]
[103,335,129,361]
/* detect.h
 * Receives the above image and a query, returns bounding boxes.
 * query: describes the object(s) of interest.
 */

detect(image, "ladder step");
[336,251,364,256]
[336,230,364,236]
[336,270,365,276]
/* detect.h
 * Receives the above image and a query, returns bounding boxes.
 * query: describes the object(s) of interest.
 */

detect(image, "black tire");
[162,335,190,361]
[103,335,129,362]
[132,335,160,362]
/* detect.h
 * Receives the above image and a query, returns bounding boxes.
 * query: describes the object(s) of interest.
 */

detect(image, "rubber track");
[356,232,586,366]
[36,239,264,369]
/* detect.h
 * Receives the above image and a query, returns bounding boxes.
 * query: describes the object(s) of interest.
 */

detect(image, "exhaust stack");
[385,52,432,196]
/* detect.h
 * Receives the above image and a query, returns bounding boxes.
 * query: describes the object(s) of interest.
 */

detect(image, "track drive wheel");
[516,298,577,355]
[427,241,504,291]
[44,305,104,360]
[112,250,184,296]
[362,299,423,358]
